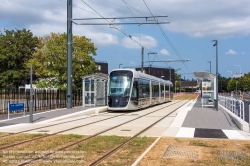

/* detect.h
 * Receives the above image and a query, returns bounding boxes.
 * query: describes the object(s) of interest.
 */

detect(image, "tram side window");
[152,82,159,97]
[161,84,164,96]
[138,79,150,98]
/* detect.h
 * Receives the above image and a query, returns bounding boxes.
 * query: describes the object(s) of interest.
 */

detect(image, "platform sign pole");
[23,102,25,116]
[30,64,33,123]
[8,101,9,120]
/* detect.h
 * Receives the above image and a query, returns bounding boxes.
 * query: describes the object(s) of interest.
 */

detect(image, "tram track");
[0,100,181,150]
[15,99,191,166]
[90,100,190,166]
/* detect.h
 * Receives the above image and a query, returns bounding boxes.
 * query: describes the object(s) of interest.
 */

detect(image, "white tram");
[108,69,173,111]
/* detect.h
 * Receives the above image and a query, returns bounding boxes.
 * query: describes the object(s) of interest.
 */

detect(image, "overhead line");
[142,0,191,73]
[72,16,167,20]
[79,0,153,52]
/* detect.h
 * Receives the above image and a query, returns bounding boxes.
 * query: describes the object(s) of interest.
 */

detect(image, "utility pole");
[147,52,157,75]
[169,67,171,81]
[141,47,144,73]
[67,0,72,109]
[29,64,33,123]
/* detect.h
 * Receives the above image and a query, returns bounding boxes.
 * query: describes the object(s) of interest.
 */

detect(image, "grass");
[174,94,197,100]
[139,137,250,166]
[0,134,156,166]
[190,140,210,147]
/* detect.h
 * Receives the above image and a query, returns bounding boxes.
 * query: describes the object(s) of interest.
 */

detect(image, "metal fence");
[0,89,82,114]
[219,95,245,121]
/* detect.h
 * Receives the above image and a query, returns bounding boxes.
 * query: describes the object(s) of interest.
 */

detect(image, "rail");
[219,95,245,121]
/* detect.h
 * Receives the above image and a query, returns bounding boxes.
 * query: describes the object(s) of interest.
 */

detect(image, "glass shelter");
[82,73,108,107]
[194,72,216,108]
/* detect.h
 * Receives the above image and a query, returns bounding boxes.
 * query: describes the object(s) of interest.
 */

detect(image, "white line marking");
[0,123,30,130]
[222,130,246,140]
[176,127,195,138]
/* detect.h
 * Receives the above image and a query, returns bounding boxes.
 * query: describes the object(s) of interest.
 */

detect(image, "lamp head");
[211,40,217,46]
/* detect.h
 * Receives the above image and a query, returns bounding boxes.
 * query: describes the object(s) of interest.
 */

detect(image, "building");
[231,73,243,79]
[95,60,108,74]
[134,66,175,82]
[180,80,200,92]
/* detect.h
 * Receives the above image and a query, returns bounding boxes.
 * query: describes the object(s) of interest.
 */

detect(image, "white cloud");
[1,0,250,42]
[225,49,237,55]
[160,49,170,55]
[87,32,119,47]
[130,61,136,65]
[241,52,245,55]
[121,35,157,49]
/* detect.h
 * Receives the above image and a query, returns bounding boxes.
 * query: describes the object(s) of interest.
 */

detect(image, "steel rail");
[89,100,189,166]
[17,100,186,166]
[0,101,178,150]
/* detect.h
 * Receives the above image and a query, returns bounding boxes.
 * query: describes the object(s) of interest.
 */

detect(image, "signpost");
[8,102,25,119]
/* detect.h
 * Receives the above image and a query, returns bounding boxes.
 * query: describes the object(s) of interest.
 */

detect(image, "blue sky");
[1,0,250,80]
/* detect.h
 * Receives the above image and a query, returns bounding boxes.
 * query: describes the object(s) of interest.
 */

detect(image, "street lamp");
[207,61,211,73]
[227,71,232,80]
[212,39,218,111]
[175,81,177,93]
[234,65,241,77]
[119,64,123,68]
[236,81,238,93]
[180,75,181,93]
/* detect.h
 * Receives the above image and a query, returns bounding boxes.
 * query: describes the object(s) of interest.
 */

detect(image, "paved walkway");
[0,106,96,127]
[162,96,250,140]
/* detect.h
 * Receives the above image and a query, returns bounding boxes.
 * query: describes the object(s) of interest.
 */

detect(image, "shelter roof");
[82,73,108,81]
[193,71,215,80]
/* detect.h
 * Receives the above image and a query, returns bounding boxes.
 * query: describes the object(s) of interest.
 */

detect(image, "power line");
[59,0,98,16]
[79,0,155,52]
[122,0,141,44]
[142,0,191,73]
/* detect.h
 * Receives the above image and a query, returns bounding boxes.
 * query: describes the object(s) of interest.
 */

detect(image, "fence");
[0,89,82,114]
[219,95,245,121]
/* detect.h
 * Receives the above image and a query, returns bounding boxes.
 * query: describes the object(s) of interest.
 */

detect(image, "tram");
[108,69,173,111]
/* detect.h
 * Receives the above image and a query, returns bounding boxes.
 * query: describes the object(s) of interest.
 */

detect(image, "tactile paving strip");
[163,145,199,159]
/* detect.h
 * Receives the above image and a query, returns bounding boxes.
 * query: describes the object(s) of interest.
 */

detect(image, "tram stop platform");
[0,106,107,128]
[162,95,250,140]
[0,95,249,140]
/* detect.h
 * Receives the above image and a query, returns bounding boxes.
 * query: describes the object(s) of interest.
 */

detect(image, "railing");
[219,95,245,121]
[0,89,82,114]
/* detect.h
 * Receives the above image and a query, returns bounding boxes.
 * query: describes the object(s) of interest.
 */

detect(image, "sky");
[0,0,250,80]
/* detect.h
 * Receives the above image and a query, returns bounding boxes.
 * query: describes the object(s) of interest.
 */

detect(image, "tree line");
[0,29,98,90]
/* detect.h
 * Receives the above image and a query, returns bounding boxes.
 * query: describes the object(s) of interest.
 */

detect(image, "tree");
[0,29,38,89]
[218,74,230,92]
[28,32,97,90]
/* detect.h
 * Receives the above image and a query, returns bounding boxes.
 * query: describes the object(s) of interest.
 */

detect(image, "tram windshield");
[108,70,133,96]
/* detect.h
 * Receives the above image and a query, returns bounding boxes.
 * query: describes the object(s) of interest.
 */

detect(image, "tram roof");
[110,68,173,86]
[193,71,215,80]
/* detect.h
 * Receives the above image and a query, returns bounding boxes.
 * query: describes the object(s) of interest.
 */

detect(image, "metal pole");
[215,40,219,111]
[30,64,33,123]
[208,61,211,73]
[169,67,171,81]
[141,47,144,73]
[236,82,237,92]
[240,65,241,77]
[175,82,176,93]
[67,0,73,109]
[180,75,181,93]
